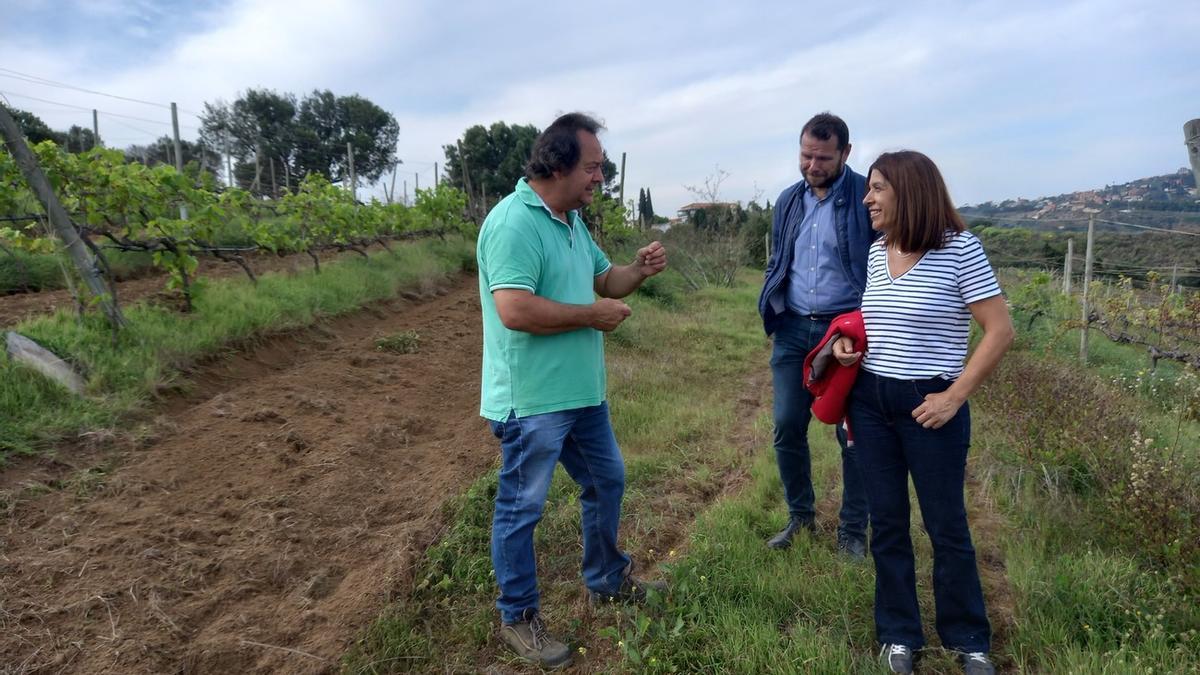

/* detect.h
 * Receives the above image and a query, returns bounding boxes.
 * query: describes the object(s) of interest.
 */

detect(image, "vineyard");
[2,125,1199,671]
[1,142,473,308]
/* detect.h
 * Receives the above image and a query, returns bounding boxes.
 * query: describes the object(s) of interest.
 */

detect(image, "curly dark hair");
[525,112,605,179]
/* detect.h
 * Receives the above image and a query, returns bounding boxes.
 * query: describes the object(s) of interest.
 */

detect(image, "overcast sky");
[1,0,1196,214]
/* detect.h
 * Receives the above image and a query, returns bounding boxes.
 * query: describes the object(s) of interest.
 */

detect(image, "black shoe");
[879,643,915,674]
[499,608,572,669]
[836,530,867,560]
[958,651,996,675]
[766,517,816,549]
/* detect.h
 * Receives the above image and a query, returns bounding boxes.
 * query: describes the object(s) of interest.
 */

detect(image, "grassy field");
[345,266,1199,673]
[0,237,474,458]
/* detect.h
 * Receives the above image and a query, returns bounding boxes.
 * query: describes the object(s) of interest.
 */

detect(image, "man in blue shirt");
[758,112,875,556]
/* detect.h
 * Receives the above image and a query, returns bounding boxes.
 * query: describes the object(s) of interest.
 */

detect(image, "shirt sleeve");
[480,210,541,293]
[957,233,1002,304]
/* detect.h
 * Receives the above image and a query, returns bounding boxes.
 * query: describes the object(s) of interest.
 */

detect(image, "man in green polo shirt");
[477,112,668,669]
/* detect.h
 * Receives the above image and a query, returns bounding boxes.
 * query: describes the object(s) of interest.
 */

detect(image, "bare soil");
[0,277,495,674]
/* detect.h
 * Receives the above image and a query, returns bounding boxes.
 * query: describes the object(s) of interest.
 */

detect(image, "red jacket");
[803,310,866,425]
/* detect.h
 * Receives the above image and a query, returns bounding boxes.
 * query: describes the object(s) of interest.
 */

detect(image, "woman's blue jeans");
[488,402,631,624]
[847,369,991,652]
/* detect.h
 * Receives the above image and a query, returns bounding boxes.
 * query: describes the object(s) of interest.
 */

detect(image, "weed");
[375,330,420,354]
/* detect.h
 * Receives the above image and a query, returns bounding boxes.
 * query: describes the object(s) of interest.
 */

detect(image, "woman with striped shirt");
[833,151,1014,675]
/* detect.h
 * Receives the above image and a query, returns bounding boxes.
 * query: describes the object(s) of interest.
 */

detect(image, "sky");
[1,0,1197,215]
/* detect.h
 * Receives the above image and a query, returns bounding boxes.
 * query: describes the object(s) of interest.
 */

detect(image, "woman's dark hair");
[867,150,965,252]
[525,112,604,179]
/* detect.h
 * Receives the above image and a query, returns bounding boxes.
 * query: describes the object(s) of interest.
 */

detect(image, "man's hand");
[633,241,667,278]
[590,298,632,331]
[831,336,862,366]
[912,391,965,429]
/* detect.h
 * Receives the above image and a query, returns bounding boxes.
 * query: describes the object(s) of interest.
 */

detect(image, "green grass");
[0,247,155,293]
[0,237,474,458]
[345,264,1200,673]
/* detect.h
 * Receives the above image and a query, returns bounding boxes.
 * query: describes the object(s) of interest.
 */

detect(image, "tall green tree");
[443,121,540,206]
[293,90,399,184]
[444,120,620,216]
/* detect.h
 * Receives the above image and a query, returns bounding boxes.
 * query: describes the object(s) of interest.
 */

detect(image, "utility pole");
[388,162,398,205]
[434,162,439,187]
[457,140,475,220]
[224,136,234,188]
[0,105,125,328]
[618,151,627,214]
[269,157,277,199]
[92,109,101,148]
[1079,215,1095,364]
[253,143,262,195]
[1063,238,1073,294]
[415,171,420,193]
[346,142,357,200]
[170,102,187,219]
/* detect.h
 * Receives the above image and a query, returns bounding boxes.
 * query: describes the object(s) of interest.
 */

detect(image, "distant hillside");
[961,168,1200,235]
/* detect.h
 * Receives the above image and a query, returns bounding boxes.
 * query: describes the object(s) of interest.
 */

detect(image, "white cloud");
[0,0,1196,213]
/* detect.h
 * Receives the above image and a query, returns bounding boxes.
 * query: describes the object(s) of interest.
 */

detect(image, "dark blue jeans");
[488,402,631,624]
[847,369,991,652]
[770,311,869,539]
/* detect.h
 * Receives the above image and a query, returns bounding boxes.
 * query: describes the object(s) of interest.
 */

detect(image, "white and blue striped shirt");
[860,231,1001,380]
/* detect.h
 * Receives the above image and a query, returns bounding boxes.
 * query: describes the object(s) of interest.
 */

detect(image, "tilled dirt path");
[0,276,494,674]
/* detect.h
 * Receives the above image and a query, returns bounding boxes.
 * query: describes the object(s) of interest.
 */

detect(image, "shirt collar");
[516,178,574,226]
[805,166,847,202]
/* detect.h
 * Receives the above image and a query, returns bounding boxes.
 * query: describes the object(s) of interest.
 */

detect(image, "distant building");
[677,201,739,222]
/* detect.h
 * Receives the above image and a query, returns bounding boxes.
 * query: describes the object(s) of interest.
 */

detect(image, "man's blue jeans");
[770,311,869,539]
[488,402,631,624]
[847,369,991,652]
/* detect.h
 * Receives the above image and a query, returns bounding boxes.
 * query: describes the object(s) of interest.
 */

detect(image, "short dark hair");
[525,112,605,179]
[867,150,965,253]
[800,112,850,151]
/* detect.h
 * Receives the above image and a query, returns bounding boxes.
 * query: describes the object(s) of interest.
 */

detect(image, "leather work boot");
[836,530,868,560]
[588,567,669,606]
[498,608,571,669]
[766,517,816,549]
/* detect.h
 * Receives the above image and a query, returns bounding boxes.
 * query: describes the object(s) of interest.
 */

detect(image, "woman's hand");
[832,336,862,366]
[912,391,965,429]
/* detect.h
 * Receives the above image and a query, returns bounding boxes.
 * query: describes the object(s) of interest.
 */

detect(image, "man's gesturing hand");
[634,241,668,277]
[590,298,632,331]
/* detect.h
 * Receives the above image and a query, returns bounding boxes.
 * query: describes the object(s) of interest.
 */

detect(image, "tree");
[1,105,60,145]
[443,120,621,216]
[124,136,222,180]
[293,90,399,185]
[62,125,97,153]
[443,121,540,207]
[200,89,400,194]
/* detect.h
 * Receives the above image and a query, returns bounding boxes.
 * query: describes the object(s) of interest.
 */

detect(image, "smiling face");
[863,169,897,233]
[556,130,606,210]
[799,132,849,192]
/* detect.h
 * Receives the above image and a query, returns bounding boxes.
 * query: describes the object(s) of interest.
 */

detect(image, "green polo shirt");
[477,179,612,421]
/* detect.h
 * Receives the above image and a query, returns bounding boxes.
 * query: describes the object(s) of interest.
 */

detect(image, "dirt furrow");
[0,276,494,674]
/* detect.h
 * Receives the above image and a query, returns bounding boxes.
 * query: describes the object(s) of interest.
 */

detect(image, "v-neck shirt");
[860,231,1001,380]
